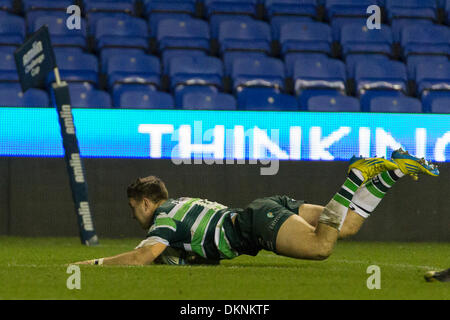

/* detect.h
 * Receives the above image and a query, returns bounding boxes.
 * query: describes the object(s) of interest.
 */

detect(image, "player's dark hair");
[127,176,169,203]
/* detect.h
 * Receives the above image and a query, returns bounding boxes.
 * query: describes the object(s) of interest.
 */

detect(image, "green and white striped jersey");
[138,198,242,260]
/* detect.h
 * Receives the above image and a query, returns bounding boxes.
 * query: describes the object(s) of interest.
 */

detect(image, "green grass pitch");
[1,237,449,300]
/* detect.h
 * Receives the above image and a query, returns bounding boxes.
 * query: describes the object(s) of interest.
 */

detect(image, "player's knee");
[313,242,334,261]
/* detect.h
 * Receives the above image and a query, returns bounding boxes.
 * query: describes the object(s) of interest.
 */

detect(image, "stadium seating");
[385,0,437,21]
[391,19,434,43]
[179,91,237,110]
[330,17,367,42]
[68,83,112,108]
[422,90,450,113]
[22,0,73,11]
[0,0,13,12]
[231,56,285,92]
[203,0,258,18]
[400,24,450,57]
[144,0,196,14]
[354,59,407,96]
[292,56,346,104]
[168,56,223,91]
[406,56,449,81]
[368,96,423,113]
[237,87,298,111]
[340,24,393,57]
[325,0,375,20]
[0,84,49,107]
[157,18,210,53]
[223,51,268,76]
[84,0,135,15]
[345,54,391,80]
[0,51,18,81]
[265,0,317,20]
[277,21,332,56]
[218,19,271,54]
[117,89,175,109]
[32,14,87,49]
[51,51,99,86]
[415,61,450,95]
[307,95,361,112]
[162,50,207,75]
[423,94,450,113]
[0,13,25,49]
[106,54,161,90]
[95,16,149,51]
[0,0,447,113]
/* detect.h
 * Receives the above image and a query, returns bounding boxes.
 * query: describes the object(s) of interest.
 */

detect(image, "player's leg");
[276,156,399,260]
[297,149,440,238]
[297,204,364,239]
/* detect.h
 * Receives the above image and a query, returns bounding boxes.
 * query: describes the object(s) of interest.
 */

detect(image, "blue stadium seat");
[340,24,393,57]
[401,25,450,57]
[0,84,49,107]
[293,56,346,96]
[168,56,223,91]
[354,59,407,96]
[148,13,193,37]
[278,22,332,56]
[95,16,149,51]
[68,83,112,108]
[23,0,73,11]
[369,96,423,113]
[26,11,64,33]
[117,89,175,109]
[415,61,450,95]
[162,50,207,75]
[345,54,391,80]
[51,52,99,85]
[422,92,450,113]
[157,18,210,53]
[179,91,237,110]
[218,19,271,54]
[237,87,298,111]
[144,0,196,17]
[265,0,317,19]
[429,92,450,114]
[385,0,437,21]
[330,17,367,42]
[0,0,13,12]
[0,51,18,81]
[406,56,449,81]
[270,16,315,40]
[210,14,254,39]
[231,56,285,92]
[0,13,25,48]
[88,12,133,35]
[307,95,360,112]
[204,0,258,18]
[107,54,161,90]
[360,91,406,112]
[325,0,375,20]
[223,51,268,76]
[100,48,146,74]
[284,53,328,78]
[84,1,135,14]
[32,14,87,49]
[390,19,434,43]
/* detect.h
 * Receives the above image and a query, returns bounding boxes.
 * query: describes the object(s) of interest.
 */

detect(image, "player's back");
[150,197,243,260]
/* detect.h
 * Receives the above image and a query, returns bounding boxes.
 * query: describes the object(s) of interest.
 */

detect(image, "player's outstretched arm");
[72,243,167,266]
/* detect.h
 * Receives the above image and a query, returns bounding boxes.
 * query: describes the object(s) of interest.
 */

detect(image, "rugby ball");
[156,247,187,266]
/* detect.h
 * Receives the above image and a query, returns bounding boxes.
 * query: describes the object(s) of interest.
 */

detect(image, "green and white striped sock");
[350,169,405,218]
[319,169,364,230]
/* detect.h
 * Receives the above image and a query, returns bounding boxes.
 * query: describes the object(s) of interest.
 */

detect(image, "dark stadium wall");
[0,157,449,242]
